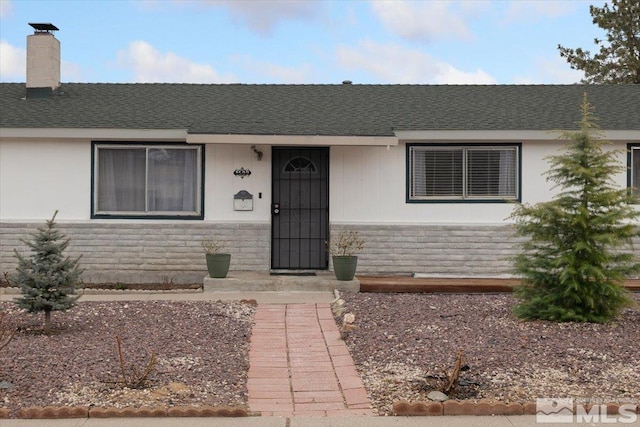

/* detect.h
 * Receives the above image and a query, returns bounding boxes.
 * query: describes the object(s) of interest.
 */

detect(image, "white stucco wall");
[0,140,274,222]
[329,140,633,224]
[204,144,271,222]
[0,140,91,220]
[0,138,633,224]
[2,136,637,280]
[520,140,630,205]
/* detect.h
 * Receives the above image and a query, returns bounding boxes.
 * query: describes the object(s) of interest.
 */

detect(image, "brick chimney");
[26,23,60,99]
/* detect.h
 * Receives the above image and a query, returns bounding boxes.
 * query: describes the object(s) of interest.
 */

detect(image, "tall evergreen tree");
[12,211,82,333]
[510,95,639,323]
[558,0,640,84]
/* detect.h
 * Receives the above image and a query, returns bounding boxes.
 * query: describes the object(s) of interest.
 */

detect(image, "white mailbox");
[233,190,253,211]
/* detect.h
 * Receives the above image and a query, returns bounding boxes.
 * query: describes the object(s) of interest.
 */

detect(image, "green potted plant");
[201,238,231,279]
[327,231,365,281]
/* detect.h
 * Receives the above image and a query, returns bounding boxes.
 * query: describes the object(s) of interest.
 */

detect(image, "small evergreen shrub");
[510,95,639,323]
[12,211,82,333]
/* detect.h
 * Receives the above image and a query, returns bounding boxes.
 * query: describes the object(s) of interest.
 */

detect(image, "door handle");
[272,203,280,214]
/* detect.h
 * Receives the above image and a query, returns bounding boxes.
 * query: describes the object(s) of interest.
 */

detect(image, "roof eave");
[394,129,640,142]
[0,128,189,141]
[186,134,399,146]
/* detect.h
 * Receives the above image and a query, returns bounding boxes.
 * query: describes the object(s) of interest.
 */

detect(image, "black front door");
[271,147,329,270]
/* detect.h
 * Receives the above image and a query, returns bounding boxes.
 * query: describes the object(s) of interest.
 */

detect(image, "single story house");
[1,25,639,283]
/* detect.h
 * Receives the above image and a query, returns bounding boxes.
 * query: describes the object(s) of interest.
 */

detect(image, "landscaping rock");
[427,390,449,402]
[338,292,640,416]
[0,300,254,418]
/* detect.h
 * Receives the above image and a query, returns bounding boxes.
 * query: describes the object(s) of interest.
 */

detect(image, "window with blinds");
[409,145,519,201]
[630,145,640,202]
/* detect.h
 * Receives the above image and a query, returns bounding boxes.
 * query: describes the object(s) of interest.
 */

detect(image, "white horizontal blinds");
[466,147,517,198]
[631,147,640,200]
[411,147,463,198]
[410,145,518,200]
[147,148,198,212]
[97,148,146,211]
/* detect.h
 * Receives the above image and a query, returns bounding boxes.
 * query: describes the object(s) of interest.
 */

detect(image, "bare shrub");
[109,335,157,389]
[0,312,17,353]
[439,348,466,395]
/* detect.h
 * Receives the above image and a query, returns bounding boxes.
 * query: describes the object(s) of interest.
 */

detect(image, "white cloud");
[0,39,83,83]
[336,40,495,84]
[369,0,480,42]
[233,55,313,83]
[134,0,165,11]
[501,0,584,24]
[62,60,83,82]
[513,55,584,84]
[117,40,236,83]
[0,39,25,81]
[176,0,320,36]
[0,0,13,19]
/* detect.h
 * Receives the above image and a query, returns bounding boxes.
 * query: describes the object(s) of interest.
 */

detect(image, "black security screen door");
[272,147,329,270]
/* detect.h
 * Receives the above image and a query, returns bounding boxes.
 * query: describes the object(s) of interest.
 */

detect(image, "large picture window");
[408,144,520,202]
[93,143,203,218]
[629,144,640,202]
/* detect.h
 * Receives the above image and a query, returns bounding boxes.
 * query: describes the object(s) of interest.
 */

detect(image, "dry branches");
[0,312,17,353]
[439,348,466,394]
[115,335,157,389]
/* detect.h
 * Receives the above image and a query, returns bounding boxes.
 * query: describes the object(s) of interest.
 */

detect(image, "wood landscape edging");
[7,405,248,419]
[5,401,639,418]
[357,276,640,293]
[392,400,640,416]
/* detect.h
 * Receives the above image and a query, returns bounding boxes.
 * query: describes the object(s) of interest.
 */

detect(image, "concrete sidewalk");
[0,415,559,426]
[0,291,334,304]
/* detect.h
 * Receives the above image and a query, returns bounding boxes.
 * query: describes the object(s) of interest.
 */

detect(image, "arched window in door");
[284,157,317,173]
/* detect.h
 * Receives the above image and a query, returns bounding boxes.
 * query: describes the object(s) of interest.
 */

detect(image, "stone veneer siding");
[330,223,640,277]
[0,221,270,284]
[329,223,525,277]
[3,221,639,283]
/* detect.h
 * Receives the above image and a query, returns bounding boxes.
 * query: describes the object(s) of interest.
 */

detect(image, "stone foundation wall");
[330,223,523,277]
[330,223,640,277]
[0,221,271,284]
[3,221,638,283]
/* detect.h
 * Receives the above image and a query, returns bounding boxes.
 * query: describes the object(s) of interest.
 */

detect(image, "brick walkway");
[247,303,374,417]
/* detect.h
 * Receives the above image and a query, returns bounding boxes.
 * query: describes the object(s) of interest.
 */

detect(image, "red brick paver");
[247,303,373,417]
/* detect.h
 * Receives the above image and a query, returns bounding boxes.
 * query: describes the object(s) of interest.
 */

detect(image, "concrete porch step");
[203,271,359,293]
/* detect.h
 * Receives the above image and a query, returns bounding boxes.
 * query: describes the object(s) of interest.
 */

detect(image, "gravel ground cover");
[338,292,640,416]
[0,300,254,418]
[2,292,639,419]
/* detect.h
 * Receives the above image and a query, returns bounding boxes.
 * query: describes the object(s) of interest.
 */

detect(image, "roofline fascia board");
[394,129,640,141]
[0,128,189,141]
[186,134,399,146]
[2,128,637,144]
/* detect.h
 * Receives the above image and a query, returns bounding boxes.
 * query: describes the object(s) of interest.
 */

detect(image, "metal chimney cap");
[29,23,59,33]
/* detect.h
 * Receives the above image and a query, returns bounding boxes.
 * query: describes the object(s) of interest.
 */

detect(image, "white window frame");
[93,143,203,218]
[408,144,520,202]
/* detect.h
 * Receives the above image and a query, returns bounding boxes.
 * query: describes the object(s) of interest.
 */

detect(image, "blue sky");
[0,0,604,85]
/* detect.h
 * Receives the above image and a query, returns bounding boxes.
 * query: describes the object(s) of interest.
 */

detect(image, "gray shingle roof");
[1,83,639,136]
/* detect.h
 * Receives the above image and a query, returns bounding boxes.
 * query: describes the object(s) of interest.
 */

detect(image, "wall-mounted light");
[251,145,263,161]
[234,167,252,178]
